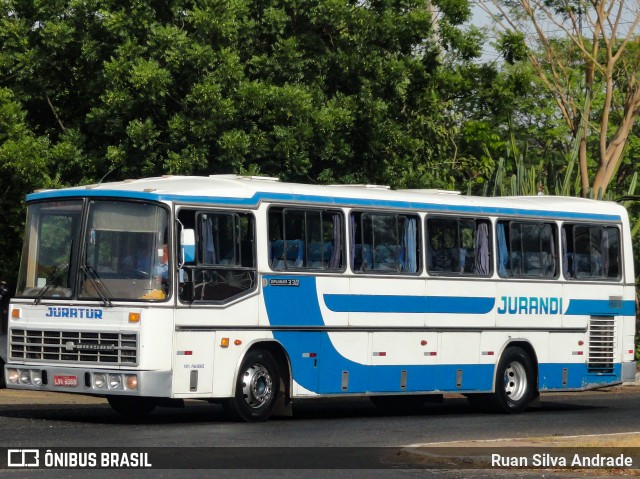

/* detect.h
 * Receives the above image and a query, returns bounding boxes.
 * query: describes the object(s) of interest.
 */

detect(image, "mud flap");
[271,383,293,417]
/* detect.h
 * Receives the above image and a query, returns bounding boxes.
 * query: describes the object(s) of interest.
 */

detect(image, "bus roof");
[28,174,627,222]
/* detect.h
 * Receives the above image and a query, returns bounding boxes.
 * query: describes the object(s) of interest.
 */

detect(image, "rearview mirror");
[180,229,195,264]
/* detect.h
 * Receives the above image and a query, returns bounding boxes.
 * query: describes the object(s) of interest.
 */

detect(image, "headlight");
[108,374,122,390]
[20,370,31,384]
[7,368,19,384]
[93,373,107,389]
[31,370,43,386]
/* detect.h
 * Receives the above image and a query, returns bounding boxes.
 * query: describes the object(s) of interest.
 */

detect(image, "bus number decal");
[269,279,300,287]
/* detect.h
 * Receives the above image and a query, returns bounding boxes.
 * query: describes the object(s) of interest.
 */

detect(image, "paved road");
[1,387,640,446]
[0,387,639,478]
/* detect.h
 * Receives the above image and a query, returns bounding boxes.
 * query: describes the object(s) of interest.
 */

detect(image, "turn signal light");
[125,375,138,390]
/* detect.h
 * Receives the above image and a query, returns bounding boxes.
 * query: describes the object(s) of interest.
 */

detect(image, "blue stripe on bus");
[564,299,635,316]
[262,276,622,394]
[324,294,495,314]
[324,294,634,316]
[539,363,621,390]
[263,276,495,393]
[27,189,622,221]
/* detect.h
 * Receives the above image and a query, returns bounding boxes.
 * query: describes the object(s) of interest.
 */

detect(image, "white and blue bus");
[4,175,636,421]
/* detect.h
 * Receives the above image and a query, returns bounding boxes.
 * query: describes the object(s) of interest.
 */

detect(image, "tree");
[0,0,483,189]
[479,0,640,198]
[0,88,61,284]
[0,0,485,283]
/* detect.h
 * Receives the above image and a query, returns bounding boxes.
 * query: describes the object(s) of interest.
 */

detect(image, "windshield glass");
[16,199,170,302]
[16,201,83,298]
[80,200,170,301]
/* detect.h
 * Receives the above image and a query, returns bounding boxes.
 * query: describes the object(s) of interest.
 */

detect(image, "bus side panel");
[173,331,214,396]
[563,281,630,386]
[437,332,489,391]
[495,281,563,330]
[175,296,261,330]
[562,283,625,329]
[348,277,426,328]
[369,332,437,392]
[425,279,496,329]
[277,331,321,396]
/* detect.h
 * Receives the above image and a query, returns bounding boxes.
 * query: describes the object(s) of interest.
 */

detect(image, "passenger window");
[562,224,621,280]
[426,217,491,276]
[177,209,256,303]
[268,208,344,270]
[497,221,557,278]
[198,213,253,267]
[350,212,419,273]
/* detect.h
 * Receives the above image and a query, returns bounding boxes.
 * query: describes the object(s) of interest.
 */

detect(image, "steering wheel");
[122,269,150,279]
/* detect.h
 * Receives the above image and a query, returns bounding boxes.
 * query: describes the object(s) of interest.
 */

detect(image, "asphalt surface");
[1,385,640,478]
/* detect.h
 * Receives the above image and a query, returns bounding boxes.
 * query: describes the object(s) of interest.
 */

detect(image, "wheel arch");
[231,339,292,404]
[494,339,539,394]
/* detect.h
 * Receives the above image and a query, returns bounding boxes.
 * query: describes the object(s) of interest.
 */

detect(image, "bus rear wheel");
[492,347,535,413]
[107,396,158,418]
[225,349,280,422]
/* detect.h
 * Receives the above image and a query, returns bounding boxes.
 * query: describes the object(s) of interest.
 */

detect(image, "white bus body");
[4,175,636,420]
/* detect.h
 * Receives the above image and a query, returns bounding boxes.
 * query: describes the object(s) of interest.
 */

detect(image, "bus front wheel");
[225,349,280,422]
[492,347,535,414]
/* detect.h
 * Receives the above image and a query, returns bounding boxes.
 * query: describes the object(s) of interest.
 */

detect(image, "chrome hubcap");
[241,363,273,408]
[503,361,527,401]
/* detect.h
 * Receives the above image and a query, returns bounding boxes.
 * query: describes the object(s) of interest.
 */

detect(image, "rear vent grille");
[587,317,615,374]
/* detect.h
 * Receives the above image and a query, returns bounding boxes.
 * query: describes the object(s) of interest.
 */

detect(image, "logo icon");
[7,449,40,467]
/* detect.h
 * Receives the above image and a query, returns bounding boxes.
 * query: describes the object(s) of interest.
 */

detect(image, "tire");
[492,347,535,413]
[107,396,158,418]
[225,349,280,422]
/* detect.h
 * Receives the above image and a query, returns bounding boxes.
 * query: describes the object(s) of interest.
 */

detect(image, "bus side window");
[351,212,419,274]
[178,210,256,303]
[563,224,620,280]
[426,217,491,276]
[497,221,557,278]
[268,208,343,271]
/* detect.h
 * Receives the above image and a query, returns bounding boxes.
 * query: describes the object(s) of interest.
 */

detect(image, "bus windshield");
[16,201,83,299]
[16,200,170,302]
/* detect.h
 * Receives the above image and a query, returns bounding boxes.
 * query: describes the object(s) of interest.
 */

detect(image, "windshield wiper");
[81,265,113,308]
[34,263,69,305]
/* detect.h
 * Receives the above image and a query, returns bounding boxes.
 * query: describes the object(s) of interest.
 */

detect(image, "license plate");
[53,375,78,387]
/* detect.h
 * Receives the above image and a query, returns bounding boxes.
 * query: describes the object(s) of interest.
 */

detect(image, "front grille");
[587,316,615,373]
[10,329,138,366]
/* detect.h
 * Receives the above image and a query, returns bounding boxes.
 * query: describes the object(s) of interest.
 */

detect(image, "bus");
[4,175,636,421]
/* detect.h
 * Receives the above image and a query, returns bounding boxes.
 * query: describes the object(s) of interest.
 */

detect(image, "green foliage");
[0,88,61,284]
[496,31,527,64]
[1,0,469,186]
[0,0,484,284]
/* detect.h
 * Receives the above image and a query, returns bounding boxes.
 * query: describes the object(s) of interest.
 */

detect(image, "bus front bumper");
[4,364,171,397]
